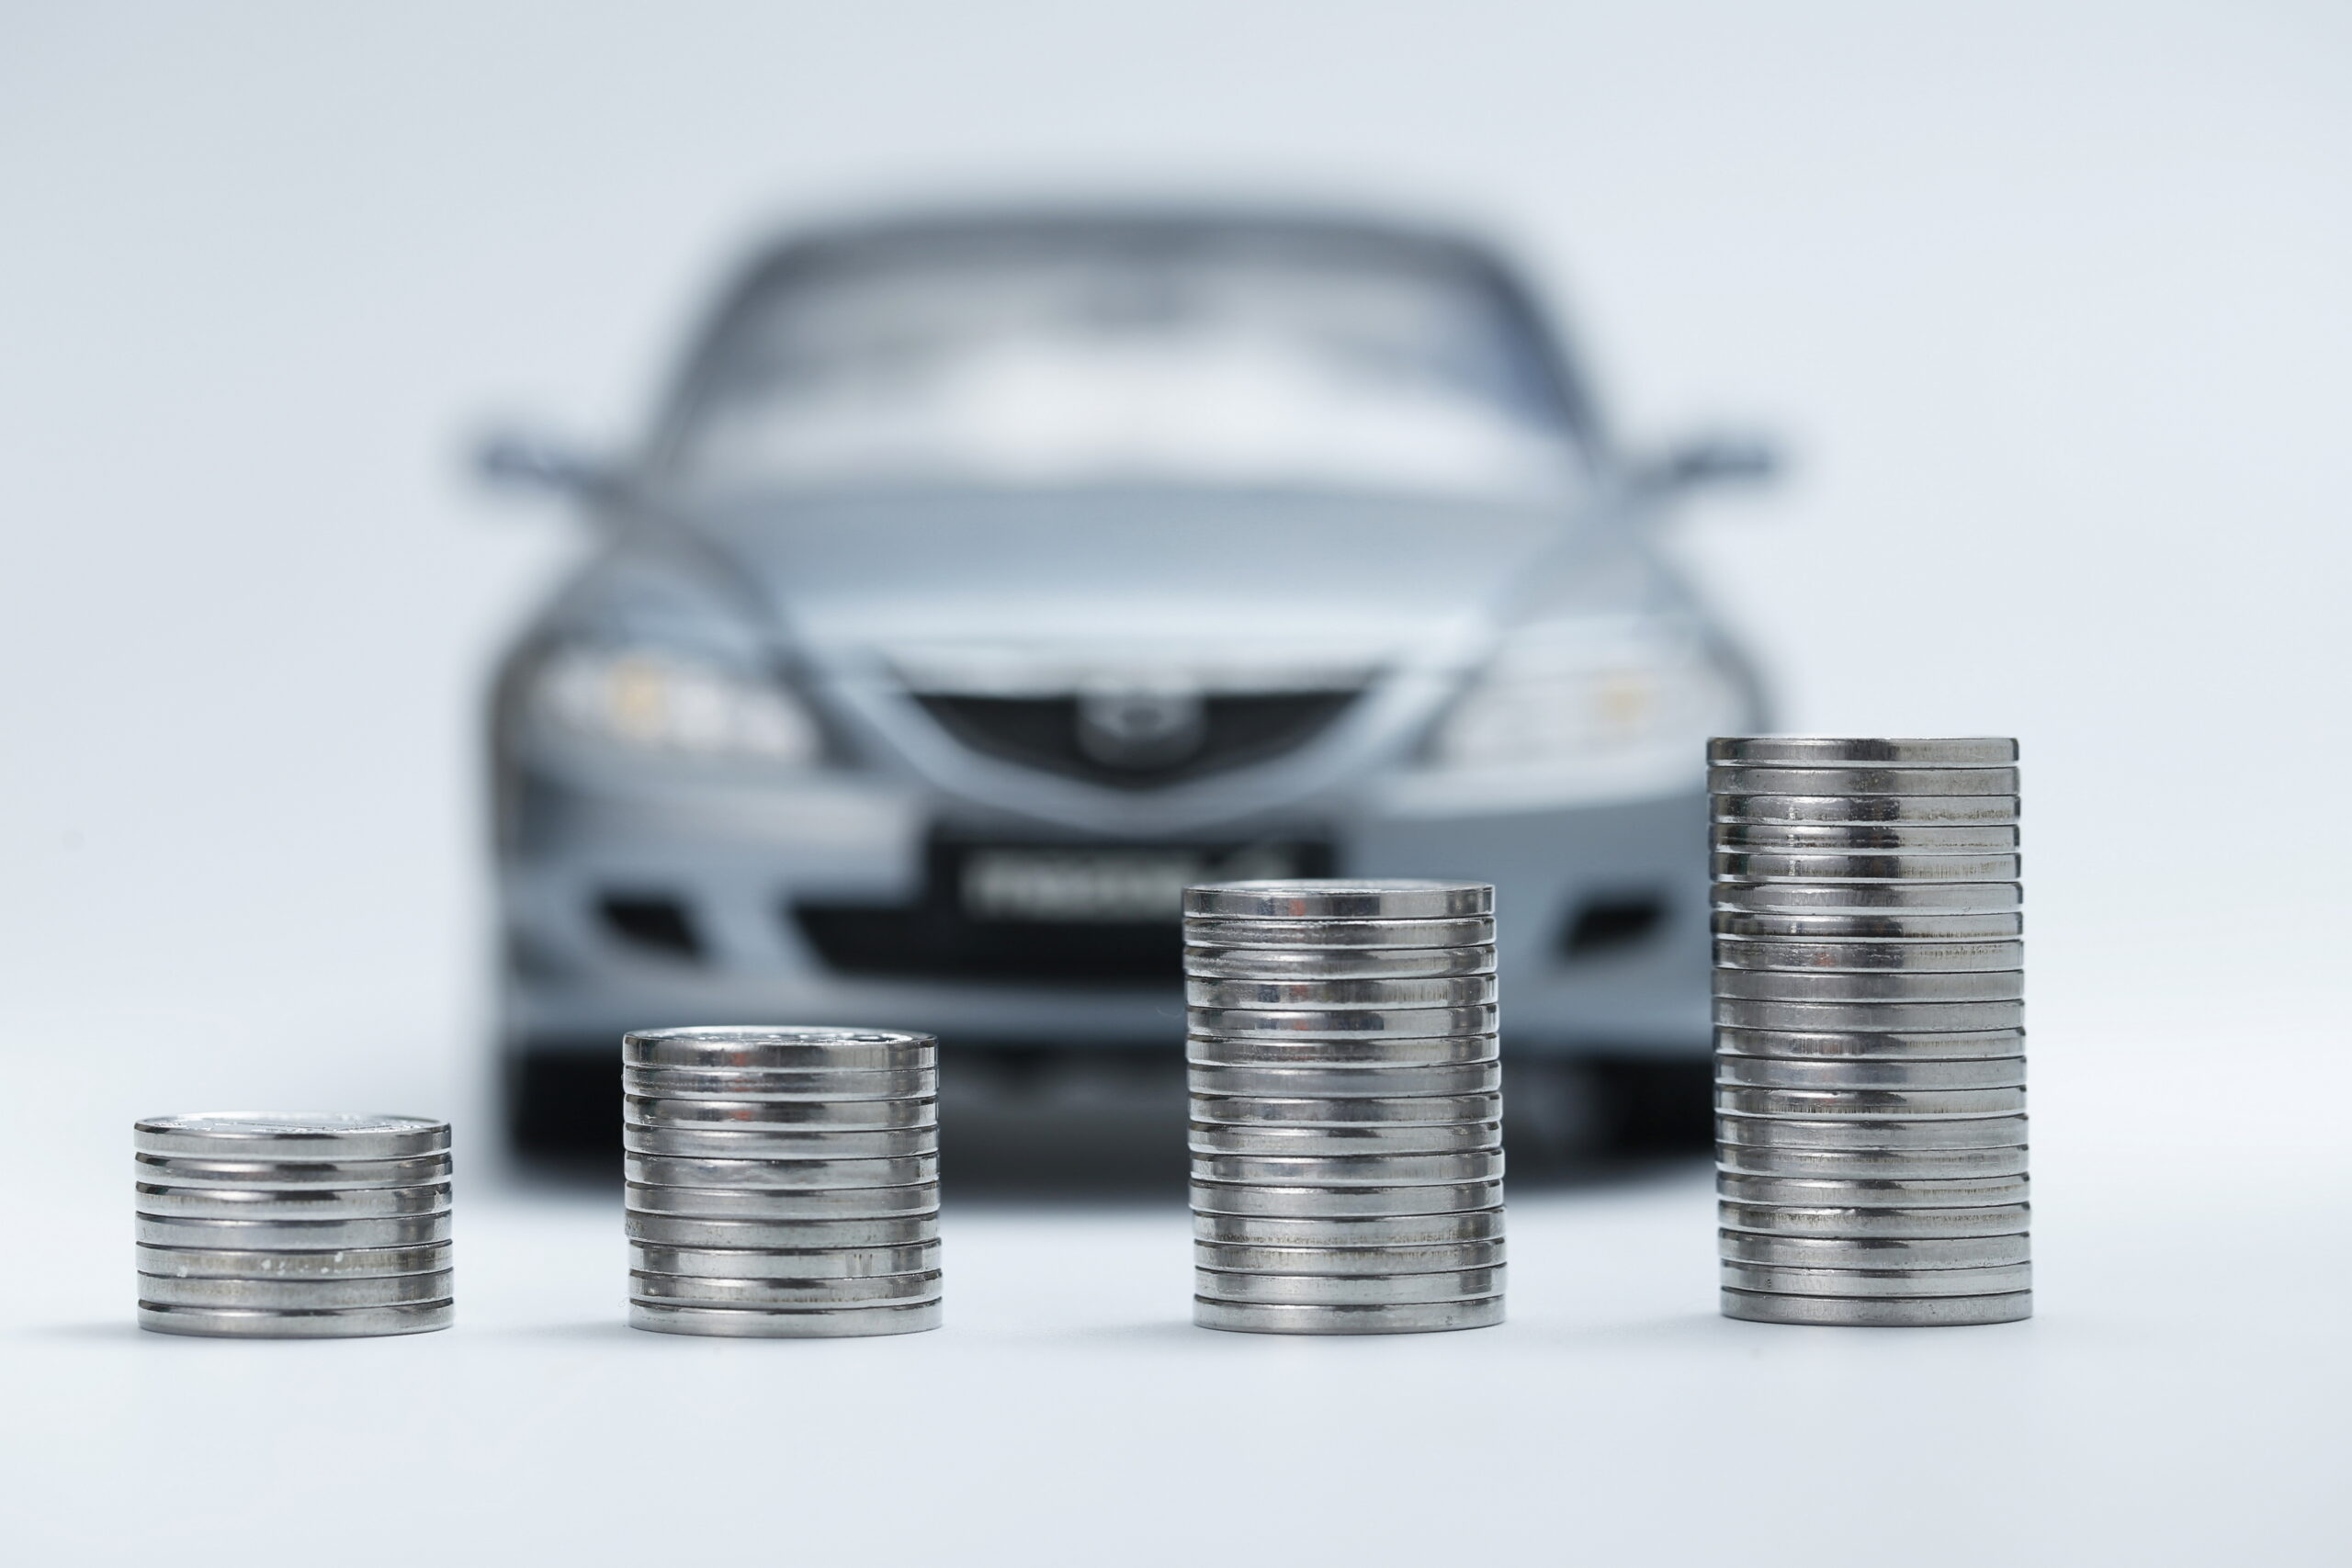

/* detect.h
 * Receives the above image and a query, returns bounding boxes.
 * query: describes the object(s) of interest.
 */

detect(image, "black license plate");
[948,840,1332,924]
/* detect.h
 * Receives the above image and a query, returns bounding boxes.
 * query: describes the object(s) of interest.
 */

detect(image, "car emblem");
[1075,680,1207,770]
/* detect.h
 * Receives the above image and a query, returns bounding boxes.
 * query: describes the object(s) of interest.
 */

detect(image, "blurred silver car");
[485,205,1774,1150]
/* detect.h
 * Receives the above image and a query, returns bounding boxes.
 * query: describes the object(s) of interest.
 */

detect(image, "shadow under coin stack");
[623,1026,942,1337]
[134,1113,454,1337]
[1710,737,2030,1326]
[1185,880,1505,1335]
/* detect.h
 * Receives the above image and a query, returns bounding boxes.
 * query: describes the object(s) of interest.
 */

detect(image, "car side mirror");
[474,428,616,500]
[1635,434,1783,496]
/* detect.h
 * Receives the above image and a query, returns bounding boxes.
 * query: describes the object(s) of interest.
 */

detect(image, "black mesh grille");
[913,692,1359,787]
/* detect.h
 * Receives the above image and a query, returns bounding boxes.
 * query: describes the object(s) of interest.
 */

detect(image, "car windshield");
[664,229,1589,501]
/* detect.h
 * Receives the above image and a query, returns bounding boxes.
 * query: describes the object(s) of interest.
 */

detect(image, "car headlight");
[528,644,821,764]
[1427,630,1744,769]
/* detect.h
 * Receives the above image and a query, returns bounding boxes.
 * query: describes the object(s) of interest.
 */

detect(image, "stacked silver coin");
[623,1026,942,1337]
[1711,737,2030,1326]
[1185,880,1505,1335]
[134,1113,454,1337]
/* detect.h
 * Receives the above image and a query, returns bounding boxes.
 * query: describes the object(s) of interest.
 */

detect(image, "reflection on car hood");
[681,488,1628,679]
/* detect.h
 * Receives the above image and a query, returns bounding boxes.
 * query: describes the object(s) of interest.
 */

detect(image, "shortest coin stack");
[623,1026,942,1337]
[135,1113,454,1337]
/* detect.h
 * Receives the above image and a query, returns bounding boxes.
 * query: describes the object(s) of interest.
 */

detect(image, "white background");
[2,4,2346,1562]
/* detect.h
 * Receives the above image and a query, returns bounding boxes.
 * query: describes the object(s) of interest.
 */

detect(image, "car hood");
[678,488,1648,682]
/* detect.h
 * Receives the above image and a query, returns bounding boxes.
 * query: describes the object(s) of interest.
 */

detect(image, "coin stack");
[134,1113,454,1337]
[1184,880,1504,1335]
[1710,737,2029,1326]
[623,1026,941,1337]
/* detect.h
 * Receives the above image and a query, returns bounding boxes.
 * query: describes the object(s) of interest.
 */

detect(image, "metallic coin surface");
[136,1242,449,1280]
[616,1092,935,1128]
[135,1212,452,1249]
[623,1101,940,1144]
[618,1067,933,1102]
[1714,1025,2027,1061]
[1193,1296,1503,1335]
[1186,975,1498,1009]
[133,1152,452,1190]
[1716,1055,2024,1090]
[1188,1062,1502,1100]
[1190,1091,1502,1126]
[1721,1289,2031,1326]
[1716,1085,2028,1119]
[1718,1201,2030,1239]
[1720,1260,2033,1298]
[133,1181,452,1220]
[1713,881,2021,914]
[628,1269,944,1306]
[623,1206,939,1246]
[1184,944,1497,980]
[1716,998,2026,1032]
[1718,1230,2030,1269]
[621,1156,941,1197]
[1708,738,2018,769]
[628,1299,942,1337]
[1195,1238,1505,1274]
[1188,1004,1498,1040]
[1184,880,1494,920]
[1713,937,2026,974]
[1193,1208,1508,1247]
[1707,765,2020,796]
[1182,915,1496,950]
[1713,909,2023,941]
[137,1300,453,1338]
[1196,1266,1504,1305]
[625,1065,941,1101]
[628,1241,939,1280]
[623,1026,935,1072]
[1718,1111,2029,1150]
[1716,1171,2030,1208]
[1188,1120,1503,1156]
[1187,1034,1499,1068]
[1192,1149,1506,1187]
[1191,1179,1505,1218]
[134,1113,449,1161]
[621,1133,942,1178]
[1717,1145,2030,1180]
[1714,851,2023,885]
[138,1269,454,1310]
[1714,822,2020,852]
[1713,794,2021,826]
[1716,969,2025,1003]
[616,1118,936,1160]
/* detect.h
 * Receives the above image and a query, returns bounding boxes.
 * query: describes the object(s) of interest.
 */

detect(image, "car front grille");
[911,691,1360,788]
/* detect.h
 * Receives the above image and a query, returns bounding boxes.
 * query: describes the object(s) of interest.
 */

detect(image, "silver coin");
[1721,1289,2030,1326]
[1713,881,2021,914]
[628,1241,939,1280]
[1708,738,2018,769]
[1191,1179,1503,1217]
[1188,1004,1498,1040]
[625,1064,941,1100]
[635,1203,945,1250]
[1714,851,2022,885]
[1186,975,1498,1010]
[616,1091,936,1128]
[132,1151,453,1190]
[135,1212,452,1249]
[617,1142,938,1184]
[1182,915,1496,950]
[618,1118,936,1160]
[1189,1120,1503,1156]
[136,1241,449,1280]
[139,1269,454,1310]
[625,1158,946,1201]
[1196,1266,1504,1306]
[1194,1296,1502,1335]
[624,1206,938,1246]
[1718,1145,2029,1179]
[133,1181,452,1220]
[1716,998,2026,1032]
[1195,1238,1505,1274]
[1184,881,1493,920]
[1194,1208,1507,1247]
[1192,1149,1505,1187]
[1719,1111,2029,1149]
[1713,937,2026,974]
[1708,765,2019,796]
[1721,1260,2032,1298]
[623,1026,935,1072]
[1715,1025,2027,1061]
[137,1301,452,1338]
[1716,1055,2024,1090]
[1191,1091,1501,1126]
[629,1269,943,1306]
[625,1098,941,1138]
[620,1067,934,1102]
[1719,1231,2029,1269]
[1189,1062,1502,1099]
[133,1113,448,1161]
[1716,1085,2026,1119]
[1717,1171,2029,1208]
[1718,1201,2030,1239]
[1716,970,2024,1003]
[1184,944,1497,980]
[1713,909,2023,941]
[1187,1034,1499,1068]
[1713,793,2021,826]
[1714,822,2019,852]
[628,1299,942,1337]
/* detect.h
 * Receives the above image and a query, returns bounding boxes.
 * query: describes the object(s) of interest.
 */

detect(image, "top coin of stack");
[1184,879,1506,1336]
[622,1026,943,1337]
[1708,738,2030,1327]
[134,1112,454,1337]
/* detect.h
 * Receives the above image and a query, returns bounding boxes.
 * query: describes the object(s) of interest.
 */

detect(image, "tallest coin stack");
[1710,738,2030,1326]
